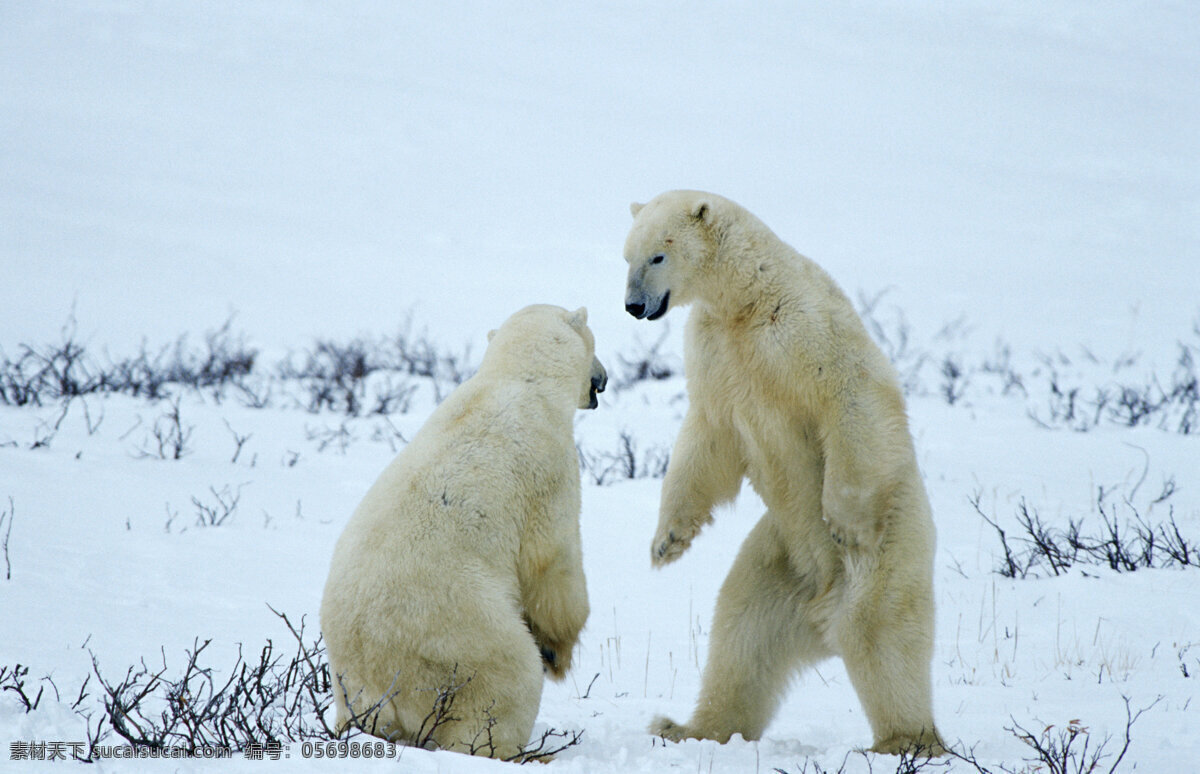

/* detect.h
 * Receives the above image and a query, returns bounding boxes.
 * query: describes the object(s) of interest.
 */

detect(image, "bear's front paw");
[651,526,694,568]
[538,642,572,681]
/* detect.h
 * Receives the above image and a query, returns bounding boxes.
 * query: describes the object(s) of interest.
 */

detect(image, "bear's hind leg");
[652,515,831,743]
[326,665,415,744]
[837,554,945,757]
[430,672,541,759]
[425,625,544,760]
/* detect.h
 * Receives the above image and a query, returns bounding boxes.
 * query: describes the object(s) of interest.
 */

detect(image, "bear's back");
[336,374,577,568]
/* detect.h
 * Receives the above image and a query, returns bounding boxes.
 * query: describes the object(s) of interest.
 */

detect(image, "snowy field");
[2,2,1198,771]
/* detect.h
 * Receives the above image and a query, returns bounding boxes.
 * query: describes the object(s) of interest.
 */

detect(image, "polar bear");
[319,304,607,760]
[624,191,944,755]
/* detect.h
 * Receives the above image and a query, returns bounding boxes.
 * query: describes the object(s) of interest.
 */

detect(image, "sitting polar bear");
[624,191,945,755]
[320,304,607,760]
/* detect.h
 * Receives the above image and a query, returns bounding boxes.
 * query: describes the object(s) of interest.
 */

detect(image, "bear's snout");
[625,291,669,321]
[587,367,607,410]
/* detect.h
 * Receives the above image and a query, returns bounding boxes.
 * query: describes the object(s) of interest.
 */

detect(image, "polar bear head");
[623,190,725,320]
[485,305,608,410]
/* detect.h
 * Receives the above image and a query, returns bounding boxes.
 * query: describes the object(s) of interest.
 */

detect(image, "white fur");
[319,304,605,759]
[625,191,944,755]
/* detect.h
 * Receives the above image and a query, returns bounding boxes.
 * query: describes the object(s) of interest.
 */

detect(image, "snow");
[2,2,1198,771]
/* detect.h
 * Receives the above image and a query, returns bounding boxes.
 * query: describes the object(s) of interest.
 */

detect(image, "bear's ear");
[630,202,645,218]
[691,199,713,225]
[486,329,497,342]
[566,307,588,332]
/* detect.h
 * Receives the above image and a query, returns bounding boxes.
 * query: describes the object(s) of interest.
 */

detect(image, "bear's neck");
[698,225,803,323]
[474,359,579,418]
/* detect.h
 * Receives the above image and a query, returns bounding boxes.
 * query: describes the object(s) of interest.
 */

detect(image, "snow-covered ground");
[2,2,1197,771]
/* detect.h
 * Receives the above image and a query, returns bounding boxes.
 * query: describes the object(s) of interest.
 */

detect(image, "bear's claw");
[651,529,691,567]
[648,715,691,742]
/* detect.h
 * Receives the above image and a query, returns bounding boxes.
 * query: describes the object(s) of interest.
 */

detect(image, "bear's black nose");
[625,301,646,318]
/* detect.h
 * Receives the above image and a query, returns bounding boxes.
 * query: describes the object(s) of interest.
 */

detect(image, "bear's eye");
[649,254,666,265]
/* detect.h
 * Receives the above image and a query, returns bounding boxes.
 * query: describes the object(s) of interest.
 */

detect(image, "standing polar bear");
[320,304,607,760]
[624,191,944,755]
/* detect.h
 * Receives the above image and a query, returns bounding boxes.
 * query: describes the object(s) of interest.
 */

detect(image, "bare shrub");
[281,326,473,414]
[284,338,375,415]
[191,485,244,528]
[83,607,581,763]
[856,289,928,395]
[305,422,356,454]
[1029,335,1200,435]
[368,374,418,415]
[578,431,670,486]
[973,487,1197,579]
[0,317,97,407]
[135,396,194,460]
[28,400,71,450]
[100,318,256,401]
[0,316,256,407]
[612,327,678,390]
[0,346,45,406]
[1,663,44,712]
[1,496,13,580]
[940,356,969,406]
[1000,697,1159,774]
[224,419,253,464]
[90,609,337,754]
[175,317,257,395]
[980,342,1027,397]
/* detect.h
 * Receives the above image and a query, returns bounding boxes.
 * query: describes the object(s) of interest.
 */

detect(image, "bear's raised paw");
[651,527,695,567]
